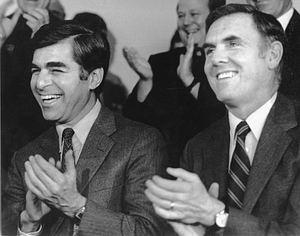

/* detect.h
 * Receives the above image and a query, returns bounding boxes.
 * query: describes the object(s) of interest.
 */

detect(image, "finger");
[48,157,56,167]
[208,182,219,198]
[0,0,11,17]
[32,8,49,22]
[10,8,22,25]
[31,155,63,191]
[64,150,76,177]
[153,204,183,220]
[166,168,201,183]
[145,188,173,209]
[186,34,195,58]
[34,155,62,183]
[24,171,45,199]
[151,175,192,193]
[145,179,181,201]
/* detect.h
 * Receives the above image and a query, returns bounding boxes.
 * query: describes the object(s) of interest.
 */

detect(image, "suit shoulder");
[114,113,163,136]
[187,116,227,148]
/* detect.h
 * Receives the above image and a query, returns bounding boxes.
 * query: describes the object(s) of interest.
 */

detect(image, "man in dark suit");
[247,0,300,101]
[2,21,171,236]
[145,4,300,236]
[123,0,226,168]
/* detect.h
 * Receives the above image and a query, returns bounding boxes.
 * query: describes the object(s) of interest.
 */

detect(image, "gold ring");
[170,202,175,210]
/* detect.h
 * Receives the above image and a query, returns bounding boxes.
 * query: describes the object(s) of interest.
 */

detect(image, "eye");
[191,12,200,17]
[31,68,40,75]
[229,41,239,47]
[51,68,63,73]
[204,48,214,56]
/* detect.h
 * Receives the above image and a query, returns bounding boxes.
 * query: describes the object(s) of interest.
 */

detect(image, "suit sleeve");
[181,136,300,236]
[77,127,174,236]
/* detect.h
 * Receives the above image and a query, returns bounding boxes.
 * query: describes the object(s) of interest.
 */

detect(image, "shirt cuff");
[17,224,43,236]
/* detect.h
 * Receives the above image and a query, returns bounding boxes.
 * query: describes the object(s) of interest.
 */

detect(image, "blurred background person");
[1,0,65,173]
[247,0,300,101]
[73,12,128,114]
[123,0,226,168]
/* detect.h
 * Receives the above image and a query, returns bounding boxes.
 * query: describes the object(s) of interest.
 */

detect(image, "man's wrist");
[19,211,41,233]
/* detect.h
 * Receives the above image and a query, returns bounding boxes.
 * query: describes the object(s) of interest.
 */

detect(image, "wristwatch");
[215,205,229,229]
[73,206,86,227]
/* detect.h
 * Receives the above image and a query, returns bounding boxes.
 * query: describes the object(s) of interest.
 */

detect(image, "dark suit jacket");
[2,106,172,236]
[279,9,300,101]
[181,94,300,235]
[124,47,226,168]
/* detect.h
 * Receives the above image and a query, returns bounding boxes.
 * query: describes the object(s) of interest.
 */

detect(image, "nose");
[209,47,229,66]
[34,71,52,90]
[183,14,193,26]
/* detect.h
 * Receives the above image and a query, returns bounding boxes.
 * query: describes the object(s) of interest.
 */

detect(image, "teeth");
[41,95,61,101]
[217,72,237,79]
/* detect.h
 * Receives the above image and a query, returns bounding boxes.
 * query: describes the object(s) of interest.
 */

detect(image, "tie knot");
[235,121,251,139]
[62,128,74,142]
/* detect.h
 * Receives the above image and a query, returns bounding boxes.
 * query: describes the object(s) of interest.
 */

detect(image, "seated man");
[2,20,171,236]
[145,4,300,236]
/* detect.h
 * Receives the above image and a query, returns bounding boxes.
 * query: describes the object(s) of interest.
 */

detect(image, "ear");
[88,68,104,90]
[267,41,283,70]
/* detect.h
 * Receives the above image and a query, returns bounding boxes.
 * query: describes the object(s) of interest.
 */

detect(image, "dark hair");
[205,4,287,81]
[73,12,107,36]
[29,20,110,96]
[208,0,226,12]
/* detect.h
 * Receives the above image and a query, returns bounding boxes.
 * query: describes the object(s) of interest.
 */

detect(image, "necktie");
[61,128,75,173]
[227,121,251,209]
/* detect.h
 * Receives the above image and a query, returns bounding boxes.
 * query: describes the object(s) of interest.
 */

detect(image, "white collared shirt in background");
[277,7,294,31]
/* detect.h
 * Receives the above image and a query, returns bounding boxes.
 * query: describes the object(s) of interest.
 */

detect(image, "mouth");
[217,71,237,80]
[185,29,199,35]
[40,94,62,103]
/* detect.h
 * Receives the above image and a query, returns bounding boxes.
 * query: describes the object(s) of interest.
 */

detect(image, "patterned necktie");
[227,121,251,209]
[61,128,74,173]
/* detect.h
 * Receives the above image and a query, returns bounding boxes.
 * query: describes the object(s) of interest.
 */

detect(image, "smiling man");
[123,0,226,168]
[2,20,171,236]
[145,4,300,236]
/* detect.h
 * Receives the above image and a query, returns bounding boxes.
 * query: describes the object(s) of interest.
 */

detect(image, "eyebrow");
[31,61,68,69]
[203,35,241,50]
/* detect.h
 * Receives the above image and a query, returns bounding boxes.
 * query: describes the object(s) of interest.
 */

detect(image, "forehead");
[177,0,209,12]
[206,13,261,43]
[33,40,76,65]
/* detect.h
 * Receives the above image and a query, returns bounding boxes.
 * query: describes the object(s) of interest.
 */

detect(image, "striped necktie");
[61,128,74,173]
[227,121,251,209]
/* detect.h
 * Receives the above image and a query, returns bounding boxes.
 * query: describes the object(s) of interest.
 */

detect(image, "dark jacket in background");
[124,47,226,167]
[279,9,300,101]
[1,12,61,171]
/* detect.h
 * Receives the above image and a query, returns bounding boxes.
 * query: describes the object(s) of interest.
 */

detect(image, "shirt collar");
[56,99,101,146]
[229,92,277,141]
[277,7,294,31]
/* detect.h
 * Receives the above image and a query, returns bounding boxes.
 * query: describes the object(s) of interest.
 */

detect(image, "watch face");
[216,212,229,228]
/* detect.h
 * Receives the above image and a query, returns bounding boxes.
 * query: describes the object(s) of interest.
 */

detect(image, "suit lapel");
[51,106,116,236]
[243,94,298,213]
[203,117,230,201]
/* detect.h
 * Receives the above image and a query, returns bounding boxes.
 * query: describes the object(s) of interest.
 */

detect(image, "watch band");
[73,206,86,227]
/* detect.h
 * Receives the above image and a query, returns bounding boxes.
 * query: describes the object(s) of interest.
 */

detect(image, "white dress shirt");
[228,93,277,168]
